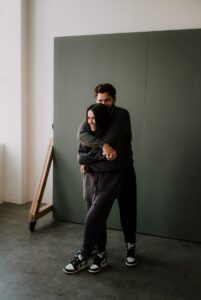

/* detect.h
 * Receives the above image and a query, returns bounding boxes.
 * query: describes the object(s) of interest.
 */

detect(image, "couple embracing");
[63,83,137,274]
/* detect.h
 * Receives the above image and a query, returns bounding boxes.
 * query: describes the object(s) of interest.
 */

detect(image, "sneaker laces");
[71,251,84,267]
[93,253,106,267]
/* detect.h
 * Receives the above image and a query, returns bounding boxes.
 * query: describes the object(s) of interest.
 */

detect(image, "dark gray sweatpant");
[82,170,123,259]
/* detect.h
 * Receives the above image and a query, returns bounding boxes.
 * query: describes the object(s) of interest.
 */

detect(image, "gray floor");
[0,203,201,300]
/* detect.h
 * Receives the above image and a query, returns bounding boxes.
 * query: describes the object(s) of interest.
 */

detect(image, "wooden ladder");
[29,138,53,231]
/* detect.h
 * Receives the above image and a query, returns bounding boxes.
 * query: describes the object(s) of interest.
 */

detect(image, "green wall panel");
[137,30,201,242]
[53,30,201,242]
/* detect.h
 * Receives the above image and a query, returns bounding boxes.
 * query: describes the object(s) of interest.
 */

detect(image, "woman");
[63,103,124,274]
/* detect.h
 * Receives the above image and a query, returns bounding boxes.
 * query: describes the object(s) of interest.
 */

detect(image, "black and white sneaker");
[88,252,108,273]
[63,250,88,274]
[125,243,137,267]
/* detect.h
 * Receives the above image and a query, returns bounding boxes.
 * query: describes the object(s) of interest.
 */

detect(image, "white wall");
[21,0,28,203]
[0,144,5,204]
[1,0,201,204]
[27,0,201,204]
[0,0,23,204]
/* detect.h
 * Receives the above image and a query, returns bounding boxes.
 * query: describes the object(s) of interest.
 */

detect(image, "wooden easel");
[29,138,53,231]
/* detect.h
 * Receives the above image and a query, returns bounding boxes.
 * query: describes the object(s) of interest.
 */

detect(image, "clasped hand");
[80,165,87,174]
[103,143,117,161]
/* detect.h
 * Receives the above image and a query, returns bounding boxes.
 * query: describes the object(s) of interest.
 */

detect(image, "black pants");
[118,165,137,243]
[82,170,123,259]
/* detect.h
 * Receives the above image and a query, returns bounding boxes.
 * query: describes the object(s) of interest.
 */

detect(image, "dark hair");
[94,83,116,99]
[86,103,111,138]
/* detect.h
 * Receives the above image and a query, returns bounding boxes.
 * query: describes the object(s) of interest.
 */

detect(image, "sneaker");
[90,247,98,257]
[88,252,108,273]
[63,250,88,274]
[125,243,137,267]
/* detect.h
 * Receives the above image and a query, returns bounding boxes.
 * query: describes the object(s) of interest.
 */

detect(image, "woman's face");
[87,109,96,131]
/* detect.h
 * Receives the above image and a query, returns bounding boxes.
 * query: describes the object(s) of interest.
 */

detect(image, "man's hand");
[103,143,117,161]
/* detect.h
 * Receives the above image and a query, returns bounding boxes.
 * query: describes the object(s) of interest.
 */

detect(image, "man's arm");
[78,121,104,148]
[78,108,131,148]
[78,121,116,160]
[102,108,131,147]
[78,108,131,159]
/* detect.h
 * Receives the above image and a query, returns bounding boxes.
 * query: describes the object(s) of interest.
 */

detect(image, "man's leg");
[117,166,137,266]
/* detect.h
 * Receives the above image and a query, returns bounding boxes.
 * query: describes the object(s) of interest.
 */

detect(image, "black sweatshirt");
[78,106,134,170]
[78,142,124,172]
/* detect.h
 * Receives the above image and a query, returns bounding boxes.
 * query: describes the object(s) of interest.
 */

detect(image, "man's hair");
[94,83,116,99]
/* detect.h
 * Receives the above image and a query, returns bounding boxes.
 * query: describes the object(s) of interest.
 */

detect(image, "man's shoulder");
[113,106,129,115]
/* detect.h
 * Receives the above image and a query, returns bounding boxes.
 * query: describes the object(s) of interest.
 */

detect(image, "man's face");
[96,92,115,109]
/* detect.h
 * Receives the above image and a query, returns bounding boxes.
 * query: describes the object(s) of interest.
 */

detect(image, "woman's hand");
[80,165,87,174]
[103,143,117,161]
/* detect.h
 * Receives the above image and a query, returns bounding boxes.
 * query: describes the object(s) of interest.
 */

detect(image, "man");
[78,83,137,267]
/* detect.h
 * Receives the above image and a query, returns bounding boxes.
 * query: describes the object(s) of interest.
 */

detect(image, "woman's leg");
[82,171,123,259]
[82,201,112,258]
[63,171,123,274]
[96,223,107,253]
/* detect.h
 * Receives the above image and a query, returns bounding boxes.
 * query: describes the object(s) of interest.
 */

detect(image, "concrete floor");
[0,203,201,300]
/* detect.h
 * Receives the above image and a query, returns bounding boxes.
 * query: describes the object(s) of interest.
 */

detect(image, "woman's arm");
[78,143,121,173]
[78,143,106,165]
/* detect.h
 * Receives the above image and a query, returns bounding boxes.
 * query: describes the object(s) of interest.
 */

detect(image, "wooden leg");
[29,138,53,231]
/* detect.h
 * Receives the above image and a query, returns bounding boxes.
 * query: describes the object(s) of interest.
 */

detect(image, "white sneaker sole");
[63,264,88,274]
[88,261,108,274]
[125,260,137,267]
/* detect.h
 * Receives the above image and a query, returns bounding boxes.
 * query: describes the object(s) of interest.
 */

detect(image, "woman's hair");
[86,103,111,138]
